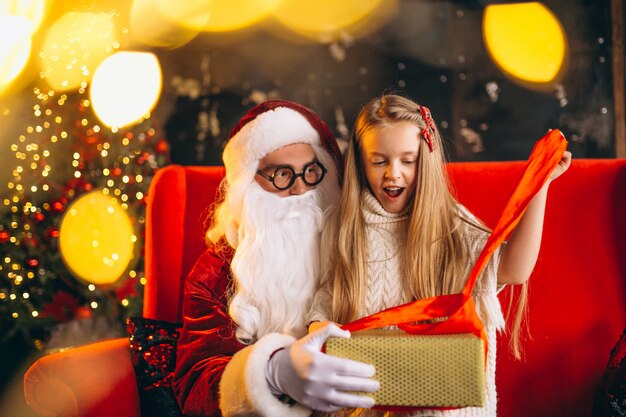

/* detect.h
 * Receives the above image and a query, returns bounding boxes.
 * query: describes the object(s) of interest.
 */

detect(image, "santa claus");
[173,100,379,417]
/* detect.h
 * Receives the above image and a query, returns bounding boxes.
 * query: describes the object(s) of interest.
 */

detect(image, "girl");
[309,94,571,417]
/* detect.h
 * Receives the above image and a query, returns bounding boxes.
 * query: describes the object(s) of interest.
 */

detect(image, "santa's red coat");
[172,245,311,417]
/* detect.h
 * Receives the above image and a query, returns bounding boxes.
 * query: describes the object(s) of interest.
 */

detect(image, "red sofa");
[23,160,626,417]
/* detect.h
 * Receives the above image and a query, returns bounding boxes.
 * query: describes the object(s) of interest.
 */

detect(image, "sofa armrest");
[23,337,140,417]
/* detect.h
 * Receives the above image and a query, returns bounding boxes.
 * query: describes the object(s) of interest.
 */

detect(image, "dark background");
[156,0,618,167]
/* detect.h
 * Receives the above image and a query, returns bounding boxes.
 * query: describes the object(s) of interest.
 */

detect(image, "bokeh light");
[38,12,118,92]
[0,15,31,95]
[483,2,567,84]
[59,190,135,286]
[90,51,162,129]
[0,0,47,34]
[272,0,384,42]
[129,0,201,48]
[159,0,280,33]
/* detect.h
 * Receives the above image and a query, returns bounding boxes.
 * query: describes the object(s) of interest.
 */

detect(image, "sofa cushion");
[127,316,183,417]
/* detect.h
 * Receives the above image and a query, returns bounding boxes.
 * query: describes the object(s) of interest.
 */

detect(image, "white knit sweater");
[309,191,506,417]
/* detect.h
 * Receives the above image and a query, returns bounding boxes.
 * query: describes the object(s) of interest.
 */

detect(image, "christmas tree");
[0,0,172,353]
[0,84,170,350]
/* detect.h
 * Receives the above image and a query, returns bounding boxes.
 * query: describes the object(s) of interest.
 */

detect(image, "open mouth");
[383,186,404,198]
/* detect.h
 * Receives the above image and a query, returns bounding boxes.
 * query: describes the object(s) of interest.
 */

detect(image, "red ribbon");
[342,129,568,352]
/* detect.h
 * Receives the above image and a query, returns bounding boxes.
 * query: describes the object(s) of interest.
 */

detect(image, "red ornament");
[115,276,139,301]
[137,152,151,165]
[35,213,45,222]
[45,227,60,239]
[66,178,91,192]
[21,237,38,249]
[74,306,92,320]
[112,167,123,177]
[154,139,169,154]
[26,257,39,268]
[77,136,101,162]
[52,201,64,212]
[40,291,83,321]
[0,230,9,244]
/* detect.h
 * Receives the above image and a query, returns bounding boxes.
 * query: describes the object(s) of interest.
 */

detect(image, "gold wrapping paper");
[325,329,485,407]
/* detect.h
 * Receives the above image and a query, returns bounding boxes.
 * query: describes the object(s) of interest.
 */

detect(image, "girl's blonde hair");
[328,94,527,359]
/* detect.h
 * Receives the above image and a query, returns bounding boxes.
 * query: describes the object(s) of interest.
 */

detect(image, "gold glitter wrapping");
[325,329,485,407]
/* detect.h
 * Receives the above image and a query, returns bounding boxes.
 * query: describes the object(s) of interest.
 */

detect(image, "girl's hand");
[549,150,572,181]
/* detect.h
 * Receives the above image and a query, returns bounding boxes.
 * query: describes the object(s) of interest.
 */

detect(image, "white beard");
[228,181,333,343]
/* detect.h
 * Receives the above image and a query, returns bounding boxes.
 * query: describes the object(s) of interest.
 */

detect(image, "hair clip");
[419,105,436,153]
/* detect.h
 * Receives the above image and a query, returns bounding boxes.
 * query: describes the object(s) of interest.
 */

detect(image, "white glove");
[266,323,379,412]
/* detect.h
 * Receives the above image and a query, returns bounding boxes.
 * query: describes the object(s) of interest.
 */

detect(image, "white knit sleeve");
[307,283,332,324]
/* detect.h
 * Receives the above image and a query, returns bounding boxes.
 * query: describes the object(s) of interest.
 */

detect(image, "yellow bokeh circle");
[38,12,118,92]
[0,15,32,95]
[90,51,162,129]
[272,0,384,42]
[59,190,135,285]
[159,0,281,33]
[130,0,202,48]
[0,0,48,35]
[483,2,567,84]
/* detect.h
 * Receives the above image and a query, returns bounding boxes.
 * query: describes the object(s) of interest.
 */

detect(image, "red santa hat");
[222,100,343,181]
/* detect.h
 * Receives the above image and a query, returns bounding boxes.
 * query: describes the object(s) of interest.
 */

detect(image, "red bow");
[420,106,436,153]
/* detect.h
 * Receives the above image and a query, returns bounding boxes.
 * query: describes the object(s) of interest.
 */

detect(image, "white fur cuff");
[219,333,311,417]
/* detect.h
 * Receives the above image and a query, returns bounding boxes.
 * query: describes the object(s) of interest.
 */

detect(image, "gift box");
[325,329,485,408]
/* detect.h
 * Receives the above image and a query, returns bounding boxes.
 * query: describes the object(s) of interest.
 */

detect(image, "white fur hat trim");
[222,107,321,177]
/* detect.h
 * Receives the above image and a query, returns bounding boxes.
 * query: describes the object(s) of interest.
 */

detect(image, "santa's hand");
[266,323,379,412]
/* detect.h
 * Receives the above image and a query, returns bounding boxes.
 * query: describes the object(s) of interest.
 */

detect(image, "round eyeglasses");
[256,160,327,191]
